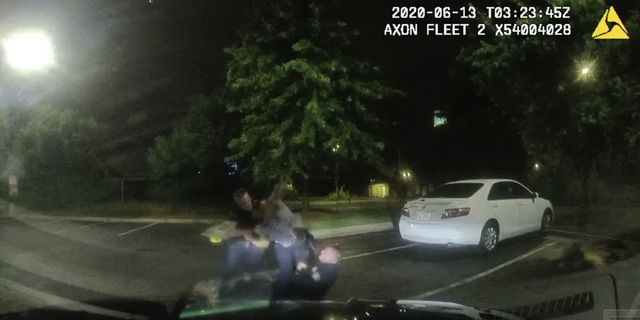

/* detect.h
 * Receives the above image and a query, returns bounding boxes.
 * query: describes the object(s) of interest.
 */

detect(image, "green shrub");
[328,186,350,200]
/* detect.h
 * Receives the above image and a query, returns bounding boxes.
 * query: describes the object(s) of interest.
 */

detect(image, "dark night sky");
[1,0,632,182]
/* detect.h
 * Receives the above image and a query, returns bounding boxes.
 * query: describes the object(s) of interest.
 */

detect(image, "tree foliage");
[147,93,232,199]
[0,109,11,178]
[461,0,640,201]
[224,0,401,186]
[17,105,105,178]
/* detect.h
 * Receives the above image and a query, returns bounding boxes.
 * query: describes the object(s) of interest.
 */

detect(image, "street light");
[3,31,55,72]
[2,31,55,202]
[576,60,595,82]
[331,144,340,196]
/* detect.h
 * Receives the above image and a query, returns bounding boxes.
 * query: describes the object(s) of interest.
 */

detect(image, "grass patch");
[553,206,640,239]
[553,206,580,227]
[23,198,395,228]
[303,210,391,230]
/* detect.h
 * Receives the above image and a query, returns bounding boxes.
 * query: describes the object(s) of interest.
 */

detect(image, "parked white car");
[398,179,554,253]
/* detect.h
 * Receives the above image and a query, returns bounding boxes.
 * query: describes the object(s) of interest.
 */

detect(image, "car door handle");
[518,201,525,206]
[491,203,499,208]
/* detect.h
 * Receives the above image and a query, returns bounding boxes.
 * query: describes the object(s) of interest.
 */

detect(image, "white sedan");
[398,179,554,253]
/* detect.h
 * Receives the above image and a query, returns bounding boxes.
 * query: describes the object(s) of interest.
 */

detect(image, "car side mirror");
[532,192,539,202]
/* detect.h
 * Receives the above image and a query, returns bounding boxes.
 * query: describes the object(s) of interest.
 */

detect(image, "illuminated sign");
[433,110,447,127]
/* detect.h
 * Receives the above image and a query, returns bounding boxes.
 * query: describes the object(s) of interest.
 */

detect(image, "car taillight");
[401,208,410,218]
[442,208,470,219]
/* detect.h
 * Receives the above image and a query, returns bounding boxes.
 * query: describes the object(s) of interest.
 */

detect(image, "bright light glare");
[3,32,55,71]
[581,68,590,74]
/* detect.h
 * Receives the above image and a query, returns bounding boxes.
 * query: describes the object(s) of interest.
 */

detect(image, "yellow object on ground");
[210,236,222,244]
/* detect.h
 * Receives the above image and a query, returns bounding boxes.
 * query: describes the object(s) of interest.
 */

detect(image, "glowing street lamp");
[2,31,55,200]
[576,60,595,82]
[401,171,412,179]
[3,31,55,72]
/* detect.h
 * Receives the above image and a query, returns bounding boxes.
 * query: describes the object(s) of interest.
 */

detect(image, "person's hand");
[252,237,270,249]
[296,261,308,273]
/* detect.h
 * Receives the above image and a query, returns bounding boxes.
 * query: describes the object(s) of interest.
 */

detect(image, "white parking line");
[408,241,558,300]
[54,222,108,235]
[117,222,159,237]
[342,244,418,260]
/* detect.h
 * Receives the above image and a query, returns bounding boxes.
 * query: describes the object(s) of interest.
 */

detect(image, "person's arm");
[243,230,270,248]
[227,222,252,238]
[226,207,255,236]
[275,201,294,225]
[268,182,288,202]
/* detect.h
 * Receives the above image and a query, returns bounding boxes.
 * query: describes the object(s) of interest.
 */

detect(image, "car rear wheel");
[540,210,553,235]
[478,221,499,254]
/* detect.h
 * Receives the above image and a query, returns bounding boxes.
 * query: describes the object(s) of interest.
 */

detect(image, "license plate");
[416,211,432,220]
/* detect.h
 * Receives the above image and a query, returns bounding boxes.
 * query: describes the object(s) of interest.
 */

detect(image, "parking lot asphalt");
[0,215,628,316]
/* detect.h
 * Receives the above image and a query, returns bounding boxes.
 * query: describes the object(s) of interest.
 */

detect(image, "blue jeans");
[272,243,295,299]
[221,237,265,283]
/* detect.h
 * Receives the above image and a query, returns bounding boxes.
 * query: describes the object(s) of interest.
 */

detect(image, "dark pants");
[291,240,312,264]
[221,237,265,284]
[272,243,295,300]
[292,228,315,264]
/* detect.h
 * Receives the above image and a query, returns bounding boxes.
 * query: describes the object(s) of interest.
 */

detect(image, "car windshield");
[422,183,484,199]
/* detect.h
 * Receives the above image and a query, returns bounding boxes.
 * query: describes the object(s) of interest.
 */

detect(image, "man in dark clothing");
[282,244,340,301]
[220,189,267,286]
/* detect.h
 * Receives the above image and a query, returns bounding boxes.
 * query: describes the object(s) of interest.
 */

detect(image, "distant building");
[368,182,389,198]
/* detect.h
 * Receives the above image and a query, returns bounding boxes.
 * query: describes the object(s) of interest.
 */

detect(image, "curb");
[0,201,220,224]
[201,222,395,241]
[4,212,219,224]
[311,222,394,239]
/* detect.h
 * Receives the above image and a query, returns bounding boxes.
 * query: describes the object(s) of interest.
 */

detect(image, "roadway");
[0,215,634,316]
